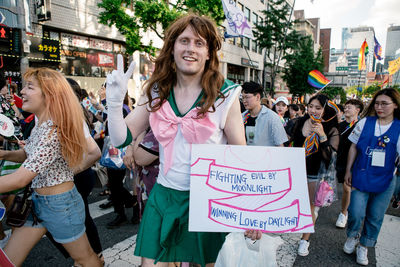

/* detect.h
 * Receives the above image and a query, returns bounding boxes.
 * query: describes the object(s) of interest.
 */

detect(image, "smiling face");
[344,104,359,120]
[172,26,209,78]
[308,99,324,119]
[21,77,46,116]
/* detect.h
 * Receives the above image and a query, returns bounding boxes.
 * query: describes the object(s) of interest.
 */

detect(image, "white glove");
[106,54,135,147]
[106,54,136,108]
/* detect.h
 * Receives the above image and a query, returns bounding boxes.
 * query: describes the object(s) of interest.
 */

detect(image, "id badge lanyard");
[371,135,390,167]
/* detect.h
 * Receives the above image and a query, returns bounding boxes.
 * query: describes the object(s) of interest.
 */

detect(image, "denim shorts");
[24,185,86,244]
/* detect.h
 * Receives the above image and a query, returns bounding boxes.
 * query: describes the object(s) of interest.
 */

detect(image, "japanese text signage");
[61,33,113,52]
[27,35,60,62]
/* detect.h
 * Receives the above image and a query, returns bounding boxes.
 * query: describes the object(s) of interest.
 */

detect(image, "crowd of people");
[0,13,398,267]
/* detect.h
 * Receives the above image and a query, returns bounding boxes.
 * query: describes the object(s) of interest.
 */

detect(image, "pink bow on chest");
[149,101,216,175]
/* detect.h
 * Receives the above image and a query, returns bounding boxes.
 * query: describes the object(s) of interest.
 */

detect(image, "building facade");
[319,28,331,73]
[341,26,376,72]
[0,1,299,99]
[384,25,400,69]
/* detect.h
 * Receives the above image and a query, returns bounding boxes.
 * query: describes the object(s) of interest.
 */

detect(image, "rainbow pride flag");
[358,39,369,70]
[308,70,331,89]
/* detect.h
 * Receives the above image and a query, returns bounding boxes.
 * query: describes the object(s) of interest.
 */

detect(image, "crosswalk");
[4,191,400,266]
[89,197,399,267]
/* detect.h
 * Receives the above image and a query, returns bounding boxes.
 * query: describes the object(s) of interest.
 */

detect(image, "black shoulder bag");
[6,184,33,227]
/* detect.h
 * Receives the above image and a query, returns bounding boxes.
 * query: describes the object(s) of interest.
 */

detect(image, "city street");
[14,185,399,267]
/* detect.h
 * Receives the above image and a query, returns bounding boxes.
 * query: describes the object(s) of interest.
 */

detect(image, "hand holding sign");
[0,113,20,142]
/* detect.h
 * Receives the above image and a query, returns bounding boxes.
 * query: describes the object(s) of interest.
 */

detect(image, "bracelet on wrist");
[319,135,328,142]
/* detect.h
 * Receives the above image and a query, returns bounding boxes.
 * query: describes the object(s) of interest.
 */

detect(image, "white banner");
[221,0,254,39]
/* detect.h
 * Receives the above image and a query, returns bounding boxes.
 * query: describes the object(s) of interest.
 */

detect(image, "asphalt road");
[5,182,399,267]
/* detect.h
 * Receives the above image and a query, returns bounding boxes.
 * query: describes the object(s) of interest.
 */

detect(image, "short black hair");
[345,99,364,113]
[288,104,299,112]
[241,81,263,97]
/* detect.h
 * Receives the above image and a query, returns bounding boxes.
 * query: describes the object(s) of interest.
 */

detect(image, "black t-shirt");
[336,120,356,182]
[244,116,257,144]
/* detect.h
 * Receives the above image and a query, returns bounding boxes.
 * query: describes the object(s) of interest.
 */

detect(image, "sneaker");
[356,245,368,265]
[99,200,113,210]
[336,212,348,228]
[297,239,310,256]
[0,232,11,249]
[343,235,359,254]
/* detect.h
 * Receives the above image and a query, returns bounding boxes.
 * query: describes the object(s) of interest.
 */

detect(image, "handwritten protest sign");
[189,144,314,233]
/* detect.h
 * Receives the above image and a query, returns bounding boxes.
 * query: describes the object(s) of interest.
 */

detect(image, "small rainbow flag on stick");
[308,70,332,90]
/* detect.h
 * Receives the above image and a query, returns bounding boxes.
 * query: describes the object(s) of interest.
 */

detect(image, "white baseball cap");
[273,96,289,106]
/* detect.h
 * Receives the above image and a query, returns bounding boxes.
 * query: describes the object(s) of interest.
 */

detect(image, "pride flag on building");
[374,36,383,60]
[358,39,369,70]
[307,70,331,90]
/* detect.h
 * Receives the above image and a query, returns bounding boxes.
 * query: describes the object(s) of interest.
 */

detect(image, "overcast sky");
[294,0,400,54]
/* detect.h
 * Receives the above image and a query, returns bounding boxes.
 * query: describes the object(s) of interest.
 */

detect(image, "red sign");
[98,53,114,67]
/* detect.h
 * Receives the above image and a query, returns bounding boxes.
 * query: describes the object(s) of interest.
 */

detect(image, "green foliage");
[282,36,324,97]
[254,0,300,93]
[346,85,358,95]
[98,0,224,55]
[322,86,346,104]
[363,83,381,98]
[255,0,298,52]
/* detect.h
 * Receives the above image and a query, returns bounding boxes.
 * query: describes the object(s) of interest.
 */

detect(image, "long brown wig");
[144,14,225,117]
[24,68,87,168]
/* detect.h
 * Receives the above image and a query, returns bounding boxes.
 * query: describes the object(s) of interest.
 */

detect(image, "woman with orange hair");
[0,68,101,266]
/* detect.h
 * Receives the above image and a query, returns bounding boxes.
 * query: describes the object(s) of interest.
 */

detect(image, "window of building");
[252,40,257,53]
[227,64,245,85]
[243,37,250,50]
[236,37,242,48]
[251,12,258,26]
[0,0,17,7]
[244,7,250,21]
[250,68,260,82]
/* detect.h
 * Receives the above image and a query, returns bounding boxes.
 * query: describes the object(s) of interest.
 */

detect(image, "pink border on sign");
[191,157,313,233]
[191,158,292,196]
[208,199,312,233]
